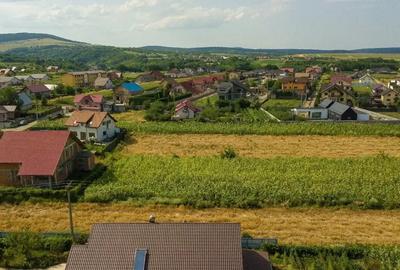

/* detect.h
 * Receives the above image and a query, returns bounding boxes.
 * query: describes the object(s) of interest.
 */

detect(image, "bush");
[0,232,88,269]
[0,165,106,204]
[221,147,237,159]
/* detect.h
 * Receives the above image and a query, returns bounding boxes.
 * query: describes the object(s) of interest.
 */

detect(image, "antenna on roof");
[149,214,156,224]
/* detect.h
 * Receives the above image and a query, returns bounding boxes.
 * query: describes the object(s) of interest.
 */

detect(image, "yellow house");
[61,70,108,87]
[381,89,400,106]
[320,83,356,106]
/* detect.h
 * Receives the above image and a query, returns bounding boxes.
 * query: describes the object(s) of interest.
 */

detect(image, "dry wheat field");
[1,203,400,245]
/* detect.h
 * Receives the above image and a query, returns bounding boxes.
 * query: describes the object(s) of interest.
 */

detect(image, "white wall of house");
[68,116,120,142]
[173,108,196,120]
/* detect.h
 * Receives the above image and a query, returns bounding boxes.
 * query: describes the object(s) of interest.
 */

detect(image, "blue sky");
[0,0,399,49]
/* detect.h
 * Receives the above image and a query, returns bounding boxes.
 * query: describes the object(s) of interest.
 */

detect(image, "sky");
[0,0,399,49]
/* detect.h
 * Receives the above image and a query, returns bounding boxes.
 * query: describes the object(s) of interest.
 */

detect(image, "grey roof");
[329,102,352,115]
[69,70,106,75]
[319,99,334,109]
[0,76,15,83]
[66,223,244,270]
[15,75,33,81]
[218,82,233,94]
[94,77,112,86]
[0,105,17,112]
[31,74,48,79]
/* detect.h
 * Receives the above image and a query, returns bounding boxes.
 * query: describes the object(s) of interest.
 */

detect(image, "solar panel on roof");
[133,249,147,270]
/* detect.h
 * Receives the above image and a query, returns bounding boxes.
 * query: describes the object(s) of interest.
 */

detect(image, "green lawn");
[194,94,219,107]
[262,99,302,121]
[352,85,372,97]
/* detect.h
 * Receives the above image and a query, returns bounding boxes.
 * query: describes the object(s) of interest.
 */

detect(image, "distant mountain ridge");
[140,46,400,55]
[0,32,399,55]
[0,33,83,44]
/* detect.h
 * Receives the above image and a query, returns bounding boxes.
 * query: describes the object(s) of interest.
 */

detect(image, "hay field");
[123,134,400,158]
[1,203,400,245]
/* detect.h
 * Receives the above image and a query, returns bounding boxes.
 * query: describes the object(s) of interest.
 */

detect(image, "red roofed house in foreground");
[0,131,94,187]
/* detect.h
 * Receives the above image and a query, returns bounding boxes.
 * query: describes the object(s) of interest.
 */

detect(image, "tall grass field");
[84,155,400,209]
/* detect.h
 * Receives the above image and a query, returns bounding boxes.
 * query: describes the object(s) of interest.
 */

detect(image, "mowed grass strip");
[1,203,400,245]
[84,155,400,209]
[118,121,400,137]
[123,134,400,158]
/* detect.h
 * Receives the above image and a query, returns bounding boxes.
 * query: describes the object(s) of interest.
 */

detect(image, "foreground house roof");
[0,131,77,176]
[66,223,246,270]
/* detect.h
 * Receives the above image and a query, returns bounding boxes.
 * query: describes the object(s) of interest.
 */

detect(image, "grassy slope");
[0,38,78,52]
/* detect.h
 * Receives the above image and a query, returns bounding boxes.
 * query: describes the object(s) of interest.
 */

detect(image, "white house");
[172,100,201,120]
[356,74,376,87]
[65,111,120,142]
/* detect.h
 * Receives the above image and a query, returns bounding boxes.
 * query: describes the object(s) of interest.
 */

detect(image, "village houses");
[320,83,356,106]
[114,82,144,109]
[218,80,250,101]
[61,70,108,88]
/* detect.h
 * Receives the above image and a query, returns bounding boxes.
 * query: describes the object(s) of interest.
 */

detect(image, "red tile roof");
[175,100,200,113]
[74,94,104,104]
[331,74,353,85]
[0,131,77,176]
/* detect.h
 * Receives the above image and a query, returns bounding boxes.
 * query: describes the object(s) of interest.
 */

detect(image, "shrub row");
[264,244,400,270]
[0,232,88,269]
[0,165,106,204]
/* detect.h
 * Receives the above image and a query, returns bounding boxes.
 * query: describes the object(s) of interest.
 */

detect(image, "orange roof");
[66,111,116,128]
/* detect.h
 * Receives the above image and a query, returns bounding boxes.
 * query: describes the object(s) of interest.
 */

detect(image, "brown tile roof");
[66,223,244,270]
[25,84,50,94]
[65,111,115,128]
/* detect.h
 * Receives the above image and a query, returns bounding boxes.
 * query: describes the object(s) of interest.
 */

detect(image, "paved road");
[354,107,399,121]
[261,108,281,122]
[2,120,38,131]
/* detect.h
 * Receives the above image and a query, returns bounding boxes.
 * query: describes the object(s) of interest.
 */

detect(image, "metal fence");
[241,238,278,249]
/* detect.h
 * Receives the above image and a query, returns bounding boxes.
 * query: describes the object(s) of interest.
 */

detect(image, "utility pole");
[67,184,76,243]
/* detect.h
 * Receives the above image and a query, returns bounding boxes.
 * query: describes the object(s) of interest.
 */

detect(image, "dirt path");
[1,203,400,245]
[123,134,400,158]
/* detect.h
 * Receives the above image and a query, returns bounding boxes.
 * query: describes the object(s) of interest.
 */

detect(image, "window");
[80,132,86,140]
[89,133,96,138]
[311,112,322,119]
[71,132,78,138]
[103,131,107,136]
